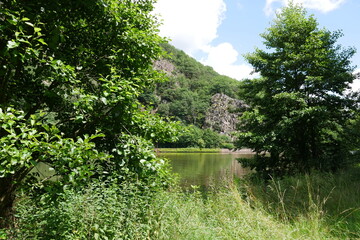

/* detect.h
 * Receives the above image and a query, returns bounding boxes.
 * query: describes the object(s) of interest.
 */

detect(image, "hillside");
[140,43,246,148]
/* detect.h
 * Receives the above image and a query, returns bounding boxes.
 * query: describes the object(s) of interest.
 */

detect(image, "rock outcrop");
[153,59,176,76]
[204,93,247,138]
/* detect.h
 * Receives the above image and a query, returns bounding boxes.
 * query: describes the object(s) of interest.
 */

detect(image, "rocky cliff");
[204,93,247,137]
[154,59,176,76]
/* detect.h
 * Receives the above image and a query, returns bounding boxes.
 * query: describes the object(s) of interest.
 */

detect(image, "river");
[33,150,253,189]
[159,151,253,189]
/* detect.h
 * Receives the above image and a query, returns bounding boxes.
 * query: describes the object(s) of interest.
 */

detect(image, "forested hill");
[140,43,246,148]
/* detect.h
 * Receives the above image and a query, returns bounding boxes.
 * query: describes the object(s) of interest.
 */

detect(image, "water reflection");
[160,152,253,188]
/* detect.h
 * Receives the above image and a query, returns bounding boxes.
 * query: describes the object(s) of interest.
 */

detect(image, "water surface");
[160,152,253,188]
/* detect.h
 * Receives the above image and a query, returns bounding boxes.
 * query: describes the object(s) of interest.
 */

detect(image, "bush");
[11,180,163,240]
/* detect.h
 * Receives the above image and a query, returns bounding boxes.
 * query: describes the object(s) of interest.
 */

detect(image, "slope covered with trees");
[140,43,243,148]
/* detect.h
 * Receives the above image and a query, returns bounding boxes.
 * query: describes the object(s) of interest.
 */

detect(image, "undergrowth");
[5,168,360,239]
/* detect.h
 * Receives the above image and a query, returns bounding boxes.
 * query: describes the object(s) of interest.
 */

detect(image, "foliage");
[243,168,360,239]
[9,169,360,239]
[0,107,109,188]
[0,0,178,225]
[236,3,357,176]
[10,180,165,240]
[160,125,232,149]
[141,43,241,128]
[344,113,360,152]
[156,87,209,125]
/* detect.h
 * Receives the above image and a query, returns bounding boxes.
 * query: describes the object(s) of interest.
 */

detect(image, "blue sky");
[154,0,360,89]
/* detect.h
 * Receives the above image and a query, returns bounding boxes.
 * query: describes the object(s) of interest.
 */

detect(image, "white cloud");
[351,68,360,92]
[154,0,255,80]
[264,0,346,16]
[202,43,255,80]
[154,0,226,55]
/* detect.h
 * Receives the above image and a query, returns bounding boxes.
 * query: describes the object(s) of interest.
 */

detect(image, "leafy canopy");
[0,0,179,225]
[237,3,357,176]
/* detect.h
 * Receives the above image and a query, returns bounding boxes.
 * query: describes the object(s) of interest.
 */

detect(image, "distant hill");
[142,43,242,126]
[140,43,247,148]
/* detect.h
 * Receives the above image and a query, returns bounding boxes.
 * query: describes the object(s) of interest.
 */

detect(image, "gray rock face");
[204,93,247,137]
[153,59,176,76]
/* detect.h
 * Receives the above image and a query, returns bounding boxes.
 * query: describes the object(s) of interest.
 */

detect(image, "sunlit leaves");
[238,3,357,175]
[0,0,177,194]
[0,108,110,186]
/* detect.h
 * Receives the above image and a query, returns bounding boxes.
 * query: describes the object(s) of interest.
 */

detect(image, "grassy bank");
[6,168,360,239]
[242,169,360,239]
[156,148,222,153]
[150,168,360,239]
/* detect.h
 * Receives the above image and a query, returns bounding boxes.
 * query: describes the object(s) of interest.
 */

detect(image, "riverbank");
[155,148,254,154]
[9,167,360,239]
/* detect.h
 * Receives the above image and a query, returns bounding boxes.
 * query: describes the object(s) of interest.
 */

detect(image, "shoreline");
[155,148,255,154]
[219,148,254,154]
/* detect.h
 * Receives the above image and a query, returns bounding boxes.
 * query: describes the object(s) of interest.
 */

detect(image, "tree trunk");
[0,167,30,228]
[0,176,17,228]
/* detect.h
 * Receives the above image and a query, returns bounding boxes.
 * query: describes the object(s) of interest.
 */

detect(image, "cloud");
[154,0,226,55]
[154,0,255,80]
[264,0,346,16]
[202,43,255,80]
[351,68,360,92]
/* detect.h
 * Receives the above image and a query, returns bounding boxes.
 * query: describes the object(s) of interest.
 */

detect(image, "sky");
[154,0,360,90]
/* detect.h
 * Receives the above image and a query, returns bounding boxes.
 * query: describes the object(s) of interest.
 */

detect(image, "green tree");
[0,0,178,226]
[236,3,357,177]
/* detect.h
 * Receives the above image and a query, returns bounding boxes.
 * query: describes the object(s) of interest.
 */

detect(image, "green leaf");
[30,160,37,166]
[37,38,47,45]
[100,97,107,105]
[7,40,19,49]
[25,22,34,27]
[94,233,99,240]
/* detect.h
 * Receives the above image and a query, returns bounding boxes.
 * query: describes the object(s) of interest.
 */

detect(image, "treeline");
[159,125,234,149]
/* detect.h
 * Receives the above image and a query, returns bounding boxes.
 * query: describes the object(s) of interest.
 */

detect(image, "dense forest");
[1,0,360,239]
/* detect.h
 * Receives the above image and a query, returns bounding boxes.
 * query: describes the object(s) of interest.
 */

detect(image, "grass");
[6,168,360,239]
[243,168,360,239]
[152,185,296,239]
[156,148,221,153]
[151,178,342,240]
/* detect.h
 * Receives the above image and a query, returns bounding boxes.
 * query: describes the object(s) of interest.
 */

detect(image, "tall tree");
[236,3,357,176]
[0,0,177,226]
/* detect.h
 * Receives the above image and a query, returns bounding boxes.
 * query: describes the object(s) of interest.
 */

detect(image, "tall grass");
[243,168,360,239]
[7,168,360,239]
[151,182,336,239]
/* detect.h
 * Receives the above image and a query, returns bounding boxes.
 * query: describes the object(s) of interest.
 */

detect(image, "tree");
[0,0,178,226]
[236,3,357,177]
